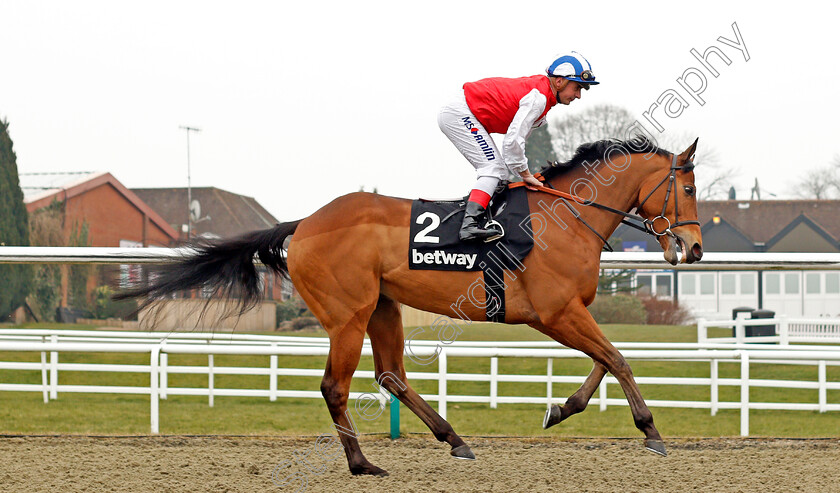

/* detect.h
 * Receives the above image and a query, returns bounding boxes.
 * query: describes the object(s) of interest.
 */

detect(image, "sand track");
[1,435,837,492]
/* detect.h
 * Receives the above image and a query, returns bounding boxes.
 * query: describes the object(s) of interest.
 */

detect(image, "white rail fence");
[4,247,840,270]
[2,248,840,438]
[698,316,840,344]
[0,330,838,437]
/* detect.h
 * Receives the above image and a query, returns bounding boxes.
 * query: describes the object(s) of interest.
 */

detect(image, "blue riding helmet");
[546,51,600,86]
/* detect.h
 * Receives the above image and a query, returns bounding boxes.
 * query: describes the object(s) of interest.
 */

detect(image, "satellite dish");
[189,200,201,222]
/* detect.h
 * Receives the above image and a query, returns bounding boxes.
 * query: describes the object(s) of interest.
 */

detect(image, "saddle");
[408,184,535,322]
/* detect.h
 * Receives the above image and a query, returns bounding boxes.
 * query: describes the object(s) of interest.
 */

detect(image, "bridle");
[517,153,699,251]
[632,153,700,239]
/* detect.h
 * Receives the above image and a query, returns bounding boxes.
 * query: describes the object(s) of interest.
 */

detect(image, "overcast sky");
[2,1,839,222]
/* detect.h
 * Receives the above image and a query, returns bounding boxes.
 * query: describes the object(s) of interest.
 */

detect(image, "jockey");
[438,51,599,242]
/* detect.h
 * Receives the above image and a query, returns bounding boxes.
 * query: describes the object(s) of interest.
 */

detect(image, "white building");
[613,199,840,320]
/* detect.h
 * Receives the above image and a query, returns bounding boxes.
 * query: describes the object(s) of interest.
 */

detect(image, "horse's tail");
[114,220,301,319]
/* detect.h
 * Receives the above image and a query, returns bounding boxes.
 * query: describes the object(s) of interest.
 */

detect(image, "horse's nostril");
[692,243,703,260]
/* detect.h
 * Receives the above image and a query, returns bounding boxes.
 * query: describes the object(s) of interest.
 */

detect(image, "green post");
[389,393,400,439]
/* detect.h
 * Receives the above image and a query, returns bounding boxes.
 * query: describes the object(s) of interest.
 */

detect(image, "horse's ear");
[679,137,699,162]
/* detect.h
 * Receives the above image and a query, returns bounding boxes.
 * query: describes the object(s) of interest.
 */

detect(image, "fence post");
[438,349,447,420]
[599,379,607,411]
[818,360,827,413]
[697,318,707,343]
[49,334,58,400]
[208,354,214,408]
[779,315,789,345]
[150,346,160,434]
[740,351,749,437]
[159,352,168,400]
[710,359,718,416]
[735,319,745,344]
[546,358,553,410]
[270,343,278,402]
[40,345,49,404]
[389,393,400,440]
[490,357,498,409]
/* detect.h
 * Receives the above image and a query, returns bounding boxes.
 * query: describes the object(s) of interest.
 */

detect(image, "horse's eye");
[684,185,695,196]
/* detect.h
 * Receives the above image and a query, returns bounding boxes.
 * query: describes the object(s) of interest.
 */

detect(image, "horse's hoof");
[350,464,390,476]
[543,405,563,429]
[644,439,668,457]
[450,444,476,460]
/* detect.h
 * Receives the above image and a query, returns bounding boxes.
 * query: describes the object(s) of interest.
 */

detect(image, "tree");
[68,220,93,310]
[597,269,636,294]
[597,237,636,294]
[0,118,32,320]
[654,131,731,201]
[549,106,731,200]
[792,155,840,199]
[524,125,557,174]
[793,168,835,199]
[28,200,64,321]
[548,104,636,163]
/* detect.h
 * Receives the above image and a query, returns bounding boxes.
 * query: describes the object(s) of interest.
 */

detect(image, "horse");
[116,135,703,477]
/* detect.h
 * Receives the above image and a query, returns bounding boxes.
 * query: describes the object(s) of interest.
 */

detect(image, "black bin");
[56,307,92,324]
[731,307,754,337]
[746,309,776,337]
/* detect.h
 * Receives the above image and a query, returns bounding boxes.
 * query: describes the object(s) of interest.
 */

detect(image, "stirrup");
[492,180,510,196]
[482,220,504,243]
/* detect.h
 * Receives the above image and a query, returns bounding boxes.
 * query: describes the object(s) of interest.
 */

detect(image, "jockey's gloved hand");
[520,172,544,188]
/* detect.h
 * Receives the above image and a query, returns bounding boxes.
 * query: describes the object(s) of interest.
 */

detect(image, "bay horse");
[117,135,703,476]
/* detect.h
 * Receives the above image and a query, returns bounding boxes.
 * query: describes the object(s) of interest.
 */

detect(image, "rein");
[512,154,699,251]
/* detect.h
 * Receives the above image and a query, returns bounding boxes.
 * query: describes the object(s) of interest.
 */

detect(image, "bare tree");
[792,159,839,199]
[832,154,840,195]
[549,106,731,200]
[655,131,733,201]
[548,104,636,162]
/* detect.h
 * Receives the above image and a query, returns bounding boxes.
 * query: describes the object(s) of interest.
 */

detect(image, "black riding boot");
[459,201,503,241]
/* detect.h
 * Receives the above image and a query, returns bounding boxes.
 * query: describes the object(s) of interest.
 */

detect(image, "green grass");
[0,323,838,437]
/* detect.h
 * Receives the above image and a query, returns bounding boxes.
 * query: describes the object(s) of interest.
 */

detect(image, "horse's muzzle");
[661,233,703,265]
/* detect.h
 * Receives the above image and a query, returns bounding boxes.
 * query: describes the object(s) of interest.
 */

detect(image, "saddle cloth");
[408,186,533,272]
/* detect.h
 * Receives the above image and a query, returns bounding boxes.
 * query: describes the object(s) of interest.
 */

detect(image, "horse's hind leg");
[532,298,666,456]
[318,303,389,476]
[366,296,475,460]
[543,361,607,429]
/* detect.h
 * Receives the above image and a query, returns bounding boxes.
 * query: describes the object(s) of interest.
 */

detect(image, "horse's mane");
[538,135,671,180]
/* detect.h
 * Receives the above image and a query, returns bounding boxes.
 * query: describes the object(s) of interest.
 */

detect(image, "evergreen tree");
[0,118,32,320]
[68,220,92,310]
[525,125,557,174]
[28,200,64,321]
[597,237,636,294]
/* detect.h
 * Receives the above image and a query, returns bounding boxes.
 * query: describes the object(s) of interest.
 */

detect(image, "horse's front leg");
[531,299,667,456]
[542,361,606,429]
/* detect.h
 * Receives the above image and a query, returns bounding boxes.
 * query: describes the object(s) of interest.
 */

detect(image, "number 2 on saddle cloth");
[408,185,534,322]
